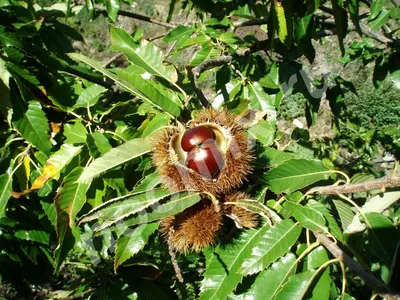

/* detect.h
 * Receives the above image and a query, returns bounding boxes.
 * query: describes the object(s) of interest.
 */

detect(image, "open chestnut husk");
[152,108,254,195]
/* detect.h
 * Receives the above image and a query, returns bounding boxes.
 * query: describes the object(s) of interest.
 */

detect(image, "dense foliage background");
[0,0,400,299]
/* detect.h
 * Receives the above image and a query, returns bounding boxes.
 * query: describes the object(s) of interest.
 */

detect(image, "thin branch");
[191,48,253,107]
[315,232,400,300]
[95,5,175,29]
[61,287,96,300]
[233,18,269,27]
[308,173,400,195]
[103,53,124,68]
[168,227,184,283]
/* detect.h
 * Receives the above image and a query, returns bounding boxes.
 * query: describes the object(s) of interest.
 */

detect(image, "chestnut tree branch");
[314,232,400,300]
[308,173,400,195]
[95,5,176,29]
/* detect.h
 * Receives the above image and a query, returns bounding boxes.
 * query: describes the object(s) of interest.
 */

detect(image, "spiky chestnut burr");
[160,198,222,253]
[222,191,259,229]
[151,108,254,195]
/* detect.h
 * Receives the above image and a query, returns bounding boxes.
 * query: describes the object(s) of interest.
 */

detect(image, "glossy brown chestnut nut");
[185,143,224,179]
[181,125,216,152]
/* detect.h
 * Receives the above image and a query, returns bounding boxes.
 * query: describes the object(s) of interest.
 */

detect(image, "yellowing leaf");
[30,145,82,191]
[275,1,288,44]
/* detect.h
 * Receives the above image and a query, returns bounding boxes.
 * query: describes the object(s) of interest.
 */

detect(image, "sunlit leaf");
[200,224,270,300]
[13,101,52,155]
[239,219,301,275]
[69,53,179,117]
[118,192,202,230]
[307,200,343,241]
[246,82,277,119]
[284,202,327,233]
[275,269,316,299]
[111,27,178,83]
[63,121,87,144]
[0,172,12,218]
[30,144,82,190]
[241,253,297,299]
[78,137,152,183]
[15,230,50,245]
[265,159,331,194]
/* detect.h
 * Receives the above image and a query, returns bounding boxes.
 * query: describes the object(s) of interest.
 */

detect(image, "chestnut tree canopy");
[0,0,400,299]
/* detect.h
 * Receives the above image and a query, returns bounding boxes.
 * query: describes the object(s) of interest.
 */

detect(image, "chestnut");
[185,143,224,179]
[181,125,216,152]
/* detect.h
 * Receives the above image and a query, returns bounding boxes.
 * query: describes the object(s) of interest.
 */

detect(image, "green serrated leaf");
[13,101,52,155]
[239,219,301,275]
[114,222,159,268]
[0,172,12,218]
[190,45,221,67]
[79,189,172,223]
[275,1,288,45]
[284,202,327,232]
[242,253,297,300]
[275,269,316,299]
[115,70,181,117]
[110,191,202,231]
[265,159,331,194]
[69,53,178,117]
[369,9,390,30]
[15,230,50,244]
[163,25,194,42]
[63,121,87,144]
[246,82,276,119]
[307,200,343,241]
[369,0,385,20]
[74,84,107,108]
[105,0,119,21]
[78,137,152,183]
[111,27,177,84]
[87,132,112,158]
[200,225,269,300]
[333,200,355,232]
[247,119,276,147]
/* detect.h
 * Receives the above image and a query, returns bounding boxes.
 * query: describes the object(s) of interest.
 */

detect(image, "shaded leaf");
[247,120,276,147]
[333,199,355,232]
[364,212,398,265]
[114,222,159,269]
